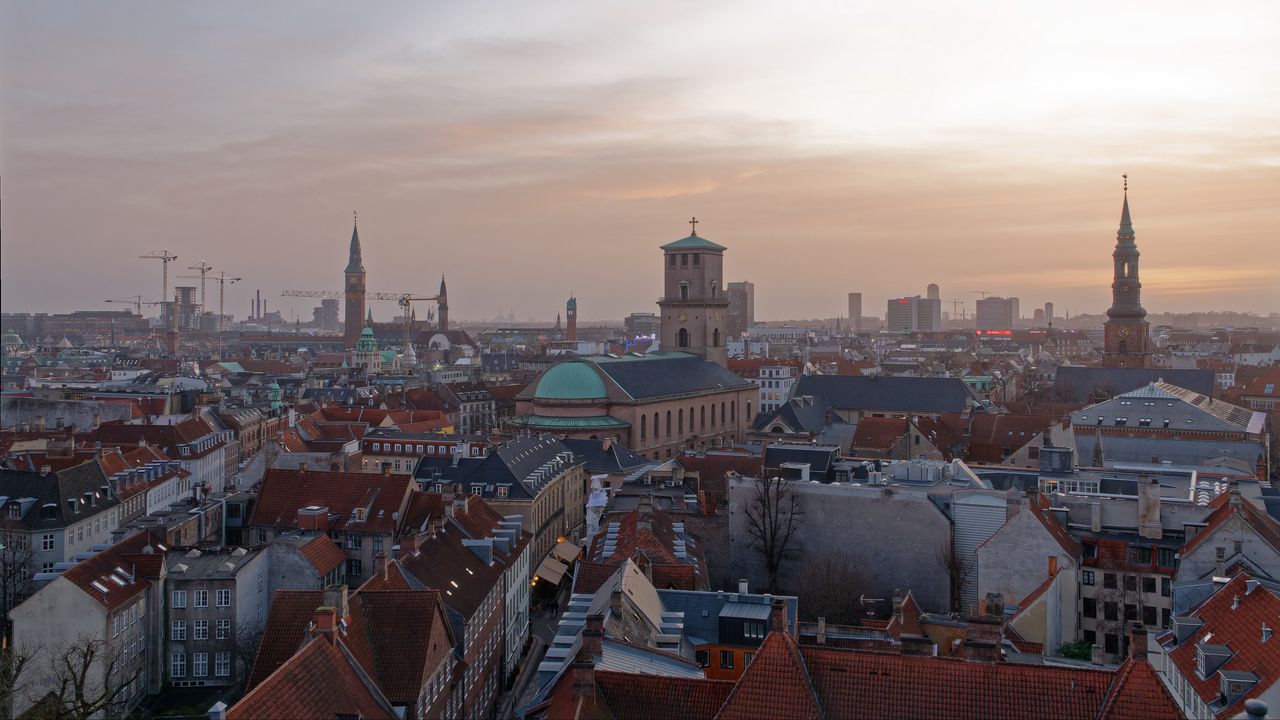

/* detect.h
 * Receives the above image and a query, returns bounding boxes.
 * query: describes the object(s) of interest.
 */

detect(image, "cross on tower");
[688,216,699,236]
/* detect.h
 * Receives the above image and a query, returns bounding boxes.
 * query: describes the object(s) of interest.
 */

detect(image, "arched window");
[655,412,660,438]
[710,403,716,426]
[710,280,718,298]
[748,401,753,419]
[1118,340,1128,354]
[731,401,736,422]
[678,409,684,433]
[721,401,726,425]
[701,406,706,429]
[680,284,690,301]
[640,414,646,440]
[678,328,690,347]
[712,328,721,347]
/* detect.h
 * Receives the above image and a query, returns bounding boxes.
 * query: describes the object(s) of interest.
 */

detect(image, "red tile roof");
[58,530,166,611]
[247,590,323,689]
[596,671,734,720]
[342,590,453,705]
[1096,656,1182,720]
[1164,573,1280,717]
[296,533,345,575]
[249,468,413,536]
[850,417,908,451]
[229,637,397,720]
[575,505,705,594]
[716,632,822,720]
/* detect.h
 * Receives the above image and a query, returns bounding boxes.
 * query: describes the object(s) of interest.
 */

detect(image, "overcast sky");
[3,1,1278,323]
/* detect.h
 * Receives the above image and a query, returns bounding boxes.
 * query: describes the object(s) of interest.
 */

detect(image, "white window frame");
[193,652,208,677]
[216,589,231,607]
[194,620,209,640]
[171,620,187,640]
[194,589,208,608]
[172,590,187,608]
[172,652,186,678]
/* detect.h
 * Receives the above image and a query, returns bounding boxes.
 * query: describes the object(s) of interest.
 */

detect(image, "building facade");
[657,222,730,366]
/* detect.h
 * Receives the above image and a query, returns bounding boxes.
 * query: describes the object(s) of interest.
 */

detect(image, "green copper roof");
[533,361,608,400]
[511,414,629,429]
[660,234,726,251]
[566,296,577,310]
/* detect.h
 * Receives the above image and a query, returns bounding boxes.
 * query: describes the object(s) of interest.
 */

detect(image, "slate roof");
[751,396,842,434]
[792,375,972,414]
[657,589,798,645]
[1053,366,1214,402]
[591,352,752,400]
[561,438,650,474]
[0,458,118,531]
[762,444,838,477]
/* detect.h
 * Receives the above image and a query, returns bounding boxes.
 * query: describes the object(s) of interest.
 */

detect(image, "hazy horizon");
[3,1,1278,323]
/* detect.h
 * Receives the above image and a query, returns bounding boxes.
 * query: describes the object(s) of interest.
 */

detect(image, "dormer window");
[7,504,18,519]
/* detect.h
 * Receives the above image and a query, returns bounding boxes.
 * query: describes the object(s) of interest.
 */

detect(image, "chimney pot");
[769,598,787,634]
[311,606,338,643]
[1128,623,1148,660]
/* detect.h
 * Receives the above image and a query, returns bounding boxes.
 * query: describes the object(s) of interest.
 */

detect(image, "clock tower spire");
[657,218,729,366]
[1103,175,1152,368]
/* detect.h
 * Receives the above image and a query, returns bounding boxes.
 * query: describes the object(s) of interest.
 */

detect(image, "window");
[1083,598,1097,618]
[1123,575,1137,592]
[346,533,362,550]
[172,590,187,608]
[743,621,766,640]
[216,619,231,640]
[1124,604,1138,621]
[719,650,734,669]
[194,620,209,640]
[215,652,231,677]
[496,486,509,499]
[696,650,709,667]
[1161,577,1172,597]
[744,652,755,667]
[692,253,700,267]
[1083,629,1096,646]
[193,652,208,677]
[1158,548,1176,567]
[678,328,689,347]
[1104,602,1118,621]
[640,414,646,440]
[1129,547,1152,565]
[1142,577,1157,595]
[1104,633,1119,656]
[216,589,231,607]
[172,652,186,679]
[1103,573,1117,590]
[171,620,187,640]
[194,589,208,608]
[669,253,676,267]
[41,533,54,551]
[348,558,363,577]
[1082,570,1095,586]
[1143,605,1158,626]
[471,484,483,496]
[373,536,383,552]
[681,253,688,266]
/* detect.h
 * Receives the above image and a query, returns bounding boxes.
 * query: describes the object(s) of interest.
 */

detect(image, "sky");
[3,1,1278,323]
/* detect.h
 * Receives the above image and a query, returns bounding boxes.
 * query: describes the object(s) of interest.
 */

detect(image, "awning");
[534,557,567,584]
[552,541,581,564]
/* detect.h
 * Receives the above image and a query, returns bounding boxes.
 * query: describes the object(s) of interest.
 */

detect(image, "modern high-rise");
[975,297,1016,331]
[886,296,942,333]
[658,220,729,366]
[926,283,940,300]
[726,281,755,339]
[847,292,862,332]
[1008,297,1020,325]
[1044,302,1055,324]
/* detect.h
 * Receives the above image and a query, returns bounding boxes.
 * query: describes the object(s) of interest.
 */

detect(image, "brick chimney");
[375,551,389,579]
[582,614,604,657]
[962,616,1003,662]
[311,606,338,644]
[570,645,596,700]
[1128,623,1147,660]
[770,598,788,634]
[398,533,420,559]
[323,584,349,622]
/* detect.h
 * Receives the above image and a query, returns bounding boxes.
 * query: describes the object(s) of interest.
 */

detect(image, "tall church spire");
[1117,174,1133,239]
[346,214,365,274]
[1102,175,1152,368]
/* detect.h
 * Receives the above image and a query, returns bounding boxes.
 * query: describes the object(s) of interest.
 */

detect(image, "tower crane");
[281,289,442,351]
[140,249,179,329]
[969,290,993,299]
[945,298,967,320]
[181,261,215,310]
[105,296,163,315]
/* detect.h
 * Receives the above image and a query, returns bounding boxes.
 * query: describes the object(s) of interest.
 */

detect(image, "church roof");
[660,234,726,251]
[346,222,365,274]
[534,360,609,400]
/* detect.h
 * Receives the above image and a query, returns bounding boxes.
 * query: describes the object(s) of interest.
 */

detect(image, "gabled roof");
[249,468,413,535]
[715,632,821,720]
[296,533,346,575]
[1182,491,1280,558]
[595,670,734,720]
[752,396,841,434]
[247,590,324,689]
[849,417,908,450]
[342,590,451,703]
[57,531,166,611]
[229,636,396,720]
[1096,656,1183,720]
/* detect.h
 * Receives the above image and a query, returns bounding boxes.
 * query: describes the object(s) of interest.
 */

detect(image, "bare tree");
[0,531,34,633]
[1,644,34,720]
[232,619,266,693]
[20,636,142,720]
[935,541,975,614]
[788,551,873,625]
[743,475,802,593]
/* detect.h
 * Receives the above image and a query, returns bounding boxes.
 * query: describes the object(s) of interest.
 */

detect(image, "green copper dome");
[661,234,726,251]
[534,361,607,400]
[355,326,377,352]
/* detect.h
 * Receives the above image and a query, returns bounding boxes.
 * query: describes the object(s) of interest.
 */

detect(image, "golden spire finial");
[1122,173,1128,194]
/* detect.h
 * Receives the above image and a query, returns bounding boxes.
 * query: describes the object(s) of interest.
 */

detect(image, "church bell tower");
[657,218,729,366]
[1102,176,1152,368]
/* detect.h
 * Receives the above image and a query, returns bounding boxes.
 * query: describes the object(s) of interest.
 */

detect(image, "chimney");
[398,533,420,559]
[323,584,349,622]
[601,437,612,452]
[769,598,788,634]
[311,606,338,644]
[570,645,596,700]
[375,551,388,579]
[962,616,1003,662]
[893,588,905,623]
[1137,476,1163,540]
[1090,500,1102,533]
[1048,556,1058,577]
[900,634,935,656]
[1128,623,1147,660]
[739,578,749,594]
[1006,490,1022,520]
[582,614,604,657]
[816,616,827,645]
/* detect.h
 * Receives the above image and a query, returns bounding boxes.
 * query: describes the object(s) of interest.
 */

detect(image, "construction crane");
[139,250,179,304]
[281,289,441,348]
[945,299,967,320]
[105,296,163,315]
[969,290,993,300]
[180,261,215,310]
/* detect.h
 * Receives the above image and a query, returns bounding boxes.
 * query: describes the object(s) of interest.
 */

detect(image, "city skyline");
[3,1,1278,321]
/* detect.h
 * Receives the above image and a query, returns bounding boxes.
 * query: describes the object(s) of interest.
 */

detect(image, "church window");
[669,254,676,267]
[747,401,752,419]
[701,406,706,429]
[721,402,726,424]
[655,413,660,438]
[640,415,646,440]
[680,284,689,301]
[710,281,717,297]
[713,328,721,347]
[681,253,689,266]
[678,328,690,347]
[678,409,684,433]
[666,412,672,436]
[693,254,701,267]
